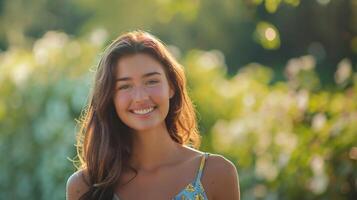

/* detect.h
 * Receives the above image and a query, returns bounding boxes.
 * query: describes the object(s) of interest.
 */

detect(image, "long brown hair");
[75,31,201,199]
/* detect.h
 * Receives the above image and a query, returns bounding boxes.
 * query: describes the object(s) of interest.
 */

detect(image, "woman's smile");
[130,106,157,118]
[131,107,155,115]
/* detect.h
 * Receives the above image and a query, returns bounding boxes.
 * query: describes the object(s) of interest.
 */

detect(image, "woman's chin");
[128,121,166,133]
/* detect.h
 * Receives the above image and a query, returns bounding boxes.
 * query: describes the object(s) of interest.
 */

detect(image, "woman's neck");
[129,125,182,172]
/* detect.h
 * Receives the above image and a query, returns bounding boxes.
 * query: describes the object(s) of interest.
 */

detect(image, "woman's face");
[113,53,174,132]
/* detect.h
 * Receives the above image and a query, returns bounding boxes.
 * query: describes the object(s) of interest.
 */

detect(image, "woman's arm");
[205,154,240,200]
[66,169,90,200]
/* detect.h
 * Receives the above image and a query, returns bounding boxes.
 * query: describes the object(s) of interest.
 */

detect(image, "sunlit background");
[0,0,356,199]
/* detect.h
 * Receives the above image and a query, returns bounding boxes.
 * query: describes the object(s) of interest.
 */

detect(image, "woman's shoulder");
[66,168,90,200]
[203,153,240,200]
[181,145,236,170]
[205,153,237,172]
[180,146,237,172]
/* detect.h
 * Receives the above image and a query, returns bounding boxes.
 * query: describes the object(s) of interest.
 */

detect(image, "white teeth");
[132,107,154,115]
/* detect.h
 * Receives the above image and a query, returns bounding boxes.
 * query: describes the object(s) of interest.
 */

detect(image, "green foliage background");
[0,0,356,199]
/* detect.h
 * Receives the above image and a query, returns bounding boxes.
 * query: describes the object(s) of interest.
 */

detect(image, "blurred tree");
[0,0,90,49]
[1,0,356,83]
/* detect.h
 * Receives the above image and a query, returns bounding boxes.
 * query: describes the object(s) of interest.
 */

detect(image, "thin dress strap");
[194,152,209,185]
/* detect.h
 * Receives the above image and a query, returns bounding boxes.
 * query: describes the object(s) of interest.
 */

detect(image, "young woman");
[66,31,240,200]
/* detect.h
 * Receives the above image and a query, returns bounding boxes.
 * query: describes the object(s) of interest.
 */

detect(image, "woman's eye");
[146,80,159,85]
[118,85,131,90]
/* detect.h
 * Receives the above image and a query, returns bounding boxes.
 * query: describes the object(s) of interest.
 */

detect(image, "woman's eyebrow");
[116,71,162,82]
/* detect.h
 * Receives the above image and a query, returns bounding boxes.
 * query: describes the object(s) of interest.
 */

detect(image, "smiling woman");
[66,30,240,200]
[113,53,174,132]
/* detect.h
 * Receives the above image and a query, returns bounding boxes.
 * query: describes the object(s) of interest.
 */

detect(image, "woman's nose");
[132,86,149,102]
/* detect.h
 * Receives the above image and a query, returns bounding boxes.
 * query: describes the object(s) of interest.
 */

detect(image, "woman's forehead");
[115,53,166,78]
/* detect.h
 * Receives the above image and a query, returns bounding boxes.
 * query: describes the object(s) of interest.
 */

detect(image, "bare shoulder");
[203,154,240,200]
[66,169,90,200]
[205,154,237,173]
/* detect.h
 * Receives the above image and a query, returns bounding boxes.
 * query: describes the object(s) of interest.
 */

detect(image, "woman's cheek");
[147,86,167,99]
[114,91,131,108]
